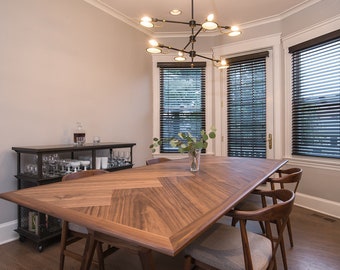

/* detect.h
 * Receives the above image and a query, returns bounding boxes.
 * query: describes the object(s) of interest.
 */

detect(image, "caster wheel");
[37,244,44,252]
[19,236,26,242]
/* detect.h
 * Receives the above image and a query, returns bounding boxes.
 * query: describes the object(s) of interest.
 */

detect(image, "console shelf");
[12,142,136,251]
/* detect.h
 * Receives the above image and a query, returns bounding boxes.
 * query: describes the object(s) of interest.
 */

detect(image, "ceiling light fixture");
[140,0,241,68]
[170,9,182,16]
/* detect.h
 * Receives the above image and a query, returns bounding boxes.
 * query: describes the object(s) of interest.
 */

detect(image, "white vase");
[188,148,201,172]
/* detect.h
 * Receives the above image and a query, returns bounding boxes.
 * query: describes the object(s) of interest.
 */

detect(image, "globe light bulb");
[218,59,229,69]
[202,14,218,30]
[207,14,214,22]
[174,51,186,61]
[149,39,159,47]
[140,16,154,28]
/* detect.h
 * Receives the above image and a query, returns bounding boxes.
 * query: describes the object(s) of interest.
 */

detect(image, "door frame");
[213,34,283,159]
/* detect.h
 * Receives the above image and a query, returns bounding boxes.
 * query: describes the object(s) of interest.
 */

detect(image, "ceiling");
[85,0,319,35]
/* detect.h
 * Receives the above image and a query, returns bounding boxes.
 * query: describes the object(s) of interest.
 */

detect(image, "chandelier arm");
[159,44,220,63]
[183,40,193,51]
[153,18,190,25]
[194,53,220,63]
[193,27,203,39]
[159,45,190,54]
[181,27,203,53]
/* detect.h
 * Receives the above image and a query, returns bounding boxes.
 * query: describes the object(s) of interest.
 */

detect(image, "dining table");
[0,155,287,270]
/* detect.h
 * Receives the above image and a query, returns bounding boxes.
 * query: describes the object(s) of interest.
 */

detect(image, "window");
[289,30,340,159]
[157,62,206,153]
[226,52,268,158]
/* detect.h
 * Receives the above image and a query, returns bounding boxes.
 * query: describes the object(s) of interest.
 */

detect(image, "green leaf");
[150,128,216,153]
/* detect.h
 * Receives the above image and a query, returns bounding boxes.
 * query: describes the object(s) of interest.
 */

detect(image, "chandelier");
[140,0,241,68]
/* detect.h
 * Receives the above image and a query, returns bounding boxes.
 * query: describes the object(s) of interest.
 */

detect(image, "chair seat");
[235,193,262,211]
[185,223,272,270]
[236,193,275,211]
[68,222,88,234]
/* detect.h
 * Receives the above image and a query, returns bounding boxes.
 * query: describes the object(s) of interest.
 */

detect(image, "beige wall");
[0,0,153,224]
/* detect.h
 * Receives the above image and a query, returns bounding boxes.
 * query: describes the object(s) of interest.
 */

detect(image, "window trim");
[282,16,340,168]
[151,53,214,158]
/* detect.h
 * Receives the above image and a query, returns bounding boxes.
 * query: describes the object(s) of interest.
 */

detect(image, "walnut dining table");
[0,156,287,270]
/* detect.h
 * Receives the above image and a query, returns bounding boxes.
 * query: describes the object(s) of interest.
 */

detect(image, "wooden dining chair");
[233,167,303,248]
[184,189,295,270]
[145,157,171,165]
[59,170,118,270]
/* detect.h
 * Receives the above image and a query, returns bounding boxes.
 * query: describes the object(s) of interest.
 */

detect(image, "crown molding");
[239,0,322,30]
[83,0,153,37]
[84,0,322,37]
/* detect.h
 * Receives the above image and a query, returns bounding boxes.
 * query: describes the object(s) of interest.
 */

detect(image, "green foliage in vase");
[150,128,216,153]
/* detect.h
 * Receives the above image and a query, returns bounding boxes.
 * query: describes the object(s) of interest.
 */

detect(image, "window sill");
[284,156,340,171]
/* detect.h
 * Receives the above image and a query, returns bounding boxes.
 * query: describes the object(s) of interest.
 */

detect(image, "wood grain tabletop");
[0,156,287,256]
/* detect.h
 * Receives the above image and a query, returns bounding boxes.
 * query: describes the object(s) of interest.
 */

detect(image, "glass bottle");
[73,122,86,146]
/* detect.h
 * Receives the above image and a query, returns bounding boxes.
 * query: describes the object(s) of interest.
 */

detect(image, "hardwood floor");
[0,206,339,270]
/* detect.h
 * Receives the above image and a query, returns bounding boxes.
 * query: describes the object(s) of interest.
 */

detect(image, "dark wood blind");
[290,33,340,159]
[227,53,268,158]
[158,63,206,153]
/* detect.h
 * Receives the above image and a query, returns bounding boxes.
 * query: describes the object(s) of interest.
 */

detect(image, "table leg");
[138,249,156,270]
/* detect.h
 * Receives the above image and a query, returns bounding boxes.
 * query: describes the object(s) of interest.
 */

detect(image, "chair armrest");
[228,189,294,222]
[276,168,300,175]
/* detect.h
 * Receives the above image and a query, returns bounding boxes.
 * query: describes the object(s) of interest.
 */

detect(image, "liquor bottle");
[73,122,86,146]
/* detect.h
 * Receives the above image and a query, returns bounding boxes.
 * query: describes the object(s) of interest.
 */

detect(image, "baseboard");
[295,192,340,219]
[0,220,18,245]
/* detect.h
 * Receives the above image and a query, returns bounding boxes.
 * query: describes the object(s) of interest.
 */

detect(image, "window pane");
[227,57,267,158]
[291,36,340,159]
[159,66,206,153]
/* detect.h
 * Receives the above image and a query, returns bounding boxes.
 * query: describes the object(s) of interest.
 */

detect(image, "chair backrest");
[270,167,303,193]
[145,157,171,166]
[61,169,108,182]
[231,189,295,270]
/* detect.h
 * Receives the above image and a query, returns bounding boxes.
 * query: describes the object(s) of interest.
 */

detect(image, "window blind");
[290,32,340,159]
[227,53,268,158]
[158,62,206,153]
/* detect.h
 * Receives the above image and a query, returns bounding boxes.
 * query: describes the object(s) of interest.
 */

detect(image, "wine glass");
[80,160,90,171]
[124,151,131,165]
[70,160,80,173]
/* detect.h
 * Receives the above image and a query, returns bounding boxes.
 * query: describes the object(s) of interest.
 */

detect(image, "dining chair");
[233,167,303,248]
[145,157,171,165]
[184,189,295,270]
[59,169,117,270]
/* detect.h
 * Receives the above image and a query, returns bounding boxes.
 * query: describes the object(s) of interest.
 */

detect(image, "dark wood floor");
[0,206,339,270]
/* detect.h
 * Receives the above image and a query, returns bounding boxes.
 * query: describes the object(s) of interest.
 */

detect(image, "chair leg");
[287,218,294,247]
[184,255,194,270]
[81,233,98,270]
[96,242,105,270]
[275,222,288,270]
[59,221,68,270]
[231,217,238,227]
[279,238,288,270]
